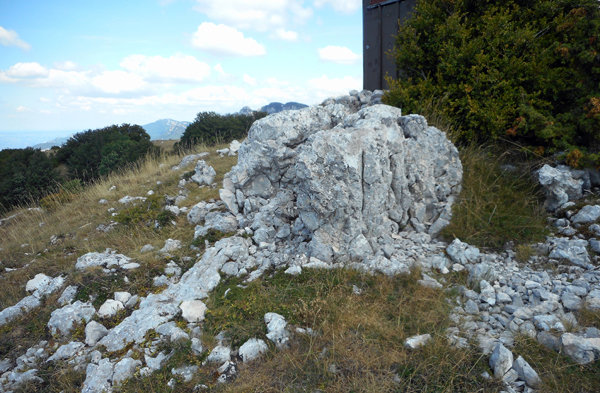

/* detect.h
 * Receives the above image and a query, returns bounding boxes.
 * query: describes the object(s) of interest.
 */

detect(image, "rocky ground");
[0,91,599,392]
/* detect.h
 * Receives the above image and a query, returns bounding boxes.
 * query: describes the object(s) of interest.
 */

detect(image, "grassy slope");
[0,140,598,392]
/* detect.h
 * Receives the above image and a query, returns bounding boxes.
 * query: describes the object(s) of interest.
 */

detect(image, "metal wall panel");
[363,0,415,91]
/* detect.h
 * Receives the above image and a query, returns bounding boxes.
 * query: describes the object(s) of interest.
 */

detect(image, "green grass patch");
[114,194,175,228]
[441,144,548,249]
[0,308,52,361]
[206,268,502,393]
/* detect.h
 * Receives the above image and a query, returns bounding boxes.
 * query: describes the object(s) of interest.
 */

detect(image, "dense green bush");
[56,124,157,182]
[385,0,600,166]
[176,111,266,149]
[0,148,61,212]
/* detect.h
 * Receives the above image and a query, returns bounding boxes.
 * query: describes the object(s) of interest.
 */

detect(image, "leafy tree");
[385,0,600,166]
[176,111,267,149]
[0,148,61,212]
[56,124,157,182]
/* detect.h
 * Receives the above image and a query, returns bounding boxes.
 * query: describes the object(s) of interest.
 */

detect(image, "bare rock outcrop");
[220,98,462,264]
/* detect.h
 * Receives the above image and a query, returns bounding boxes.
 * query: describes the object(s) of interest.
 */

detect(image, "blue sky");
[0,0,363,147]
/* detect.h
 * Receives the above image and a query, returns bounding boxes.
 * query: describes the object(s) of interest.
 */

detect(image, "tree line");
[0,111,266,213]
[0,124,156,213]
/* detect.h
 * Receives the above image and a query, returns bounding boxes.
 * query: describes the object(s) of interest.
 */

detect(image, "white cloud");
[314,0,361,14]
[214,64,226,75]
[193,0,312,34]
[91,71,147,95]
[274,28,299,41]
[6,62,49,78]
[16,106,31,113]
[308,74,362,100]
[191,23,266,57]
[54,61,78,71]
[120,54,211,82]
[243,74,257,86]
[0,26,31,50]
[318,46,361,65]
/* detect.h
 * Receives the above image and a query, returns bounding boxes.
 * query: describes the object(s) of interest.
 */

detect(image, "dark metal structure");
[363,0,416,91]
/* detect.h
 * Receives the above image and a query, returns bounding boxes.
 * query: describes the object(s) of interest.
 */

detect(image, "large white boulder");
[220,99,462,264]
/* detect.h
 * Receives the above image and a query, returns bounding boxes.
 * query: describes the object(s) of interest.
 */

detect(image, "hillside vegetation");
[0,140,598,392]
[0,124,157,213]
[384,0,600,167]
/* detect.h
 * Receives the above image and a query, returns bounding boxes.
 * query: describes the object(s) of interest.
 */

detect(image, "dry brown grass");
[513,335,600,393]
[202,269,502,393]
[0,144,236,363]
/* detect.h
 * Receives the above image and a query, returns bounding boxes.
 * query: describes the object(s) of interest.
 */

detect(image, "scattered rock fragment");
[48,301,96,336]
[85,321,109,346]
[179,300,207,323]
[265,312,290,348]
[191,160,216,186]
[489,343,513,380]
[239,338,268,362]
[404,334,431,350]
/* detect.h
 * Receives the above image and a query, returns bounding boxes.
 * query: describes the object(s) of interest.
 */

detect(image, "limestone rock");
[0,275,65,327]
[140,244,154,253]
[265,312,290,348]
[172,365,198,382]
[75,250,135,270]
[207,345,231,363]
[118,196,146,204]
[571,205,600,224]
[98,237,250,352]
[191,160,216,186]
[229,140,241,155]
[160,239,182,254]
[547,237,591,268]
[221,101,462,264]
[85,321,109,346]
[537,165,583,211]
[404,334,431,350]
[114,292,132,304]
[561,333,600,364]
[26,273,52,293]
[239,338,268,362]
[512,356,541,388]
[47,341,85,362]
[0,296,41,326]
[82,358,113,393]
[179,300,207,323]
[58,285,78,306]
[48,301,95,336]
[172,153,209,171]
[446,239,480,265]
[194,212,238,238]
[98,299,124,318]
[113,357,141,386]
[489,342,513,380]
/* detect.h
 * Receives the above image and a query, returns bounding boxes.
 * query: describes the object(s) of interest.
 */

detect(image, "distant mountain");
[32,136,71,150]
[239,106,254,115]
[142,119,191,140]
[260,102,308,114]
[239,102,308,116]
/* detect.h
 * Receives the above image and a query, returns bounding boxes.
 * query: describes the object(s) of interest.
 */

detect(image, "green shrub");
[176,111,266,150]
[56,124,158,182]
[385,0,600,166]
[0,148,61,212]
